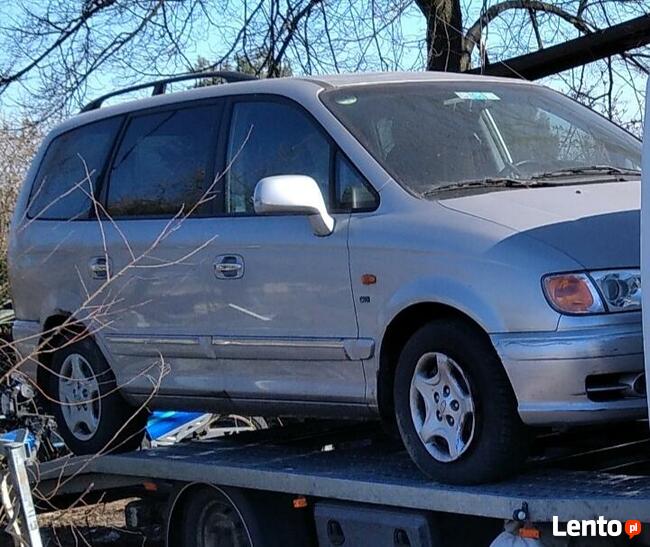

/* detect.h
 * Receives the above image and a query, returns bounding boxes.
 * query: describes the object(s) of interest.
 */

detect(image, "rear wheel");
[393,318,529,484]
[180,487,254,547]
[177,486,310,547]
[45,336,148,455]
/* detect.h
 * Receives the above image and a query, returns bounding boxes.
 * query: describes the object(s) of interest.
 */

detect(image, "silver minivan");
[8,71,646,484]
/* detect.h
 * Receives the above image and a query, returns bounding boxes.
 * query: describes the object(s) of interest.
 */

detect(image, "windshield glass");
[321,82,641,195]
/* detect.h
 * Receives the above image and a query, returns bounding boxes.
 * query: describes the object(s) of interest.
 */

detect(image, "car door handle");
[89,256,111,280]
[215,262,242,273]
[214,255,244,279]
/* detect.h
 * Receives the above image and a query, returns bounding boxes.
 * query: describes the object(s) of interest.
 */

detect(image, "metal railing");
[80,71,257,112]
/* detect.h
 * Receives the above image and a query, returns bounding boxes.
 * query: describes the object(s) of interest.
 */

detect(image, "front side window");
[225,100,331,214]
[28,117,121,220]
[322,83,641,196]
[335,153,377,211]
[107,105,219,218]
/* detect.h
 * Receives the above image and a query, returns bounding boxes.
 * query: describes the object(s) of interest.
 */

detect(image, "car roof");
[301,70,531,87]
[50,71,536,137]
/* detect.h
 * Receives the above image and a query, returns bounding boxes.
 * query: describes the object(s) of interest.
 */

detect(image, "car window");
[489,104,608,167]
[335,153,377,211]
[107,105,219,218]
[28,117,121,220]
[225,100,331,214]
[322,83,641,195]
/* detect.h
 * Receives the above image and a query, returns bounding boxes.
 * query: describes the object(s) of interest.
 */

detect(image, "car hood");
[438,180,640,270]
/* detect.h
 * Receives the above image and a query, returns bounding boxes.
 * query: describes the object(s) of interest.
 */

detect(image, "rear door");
[98,100,225,396]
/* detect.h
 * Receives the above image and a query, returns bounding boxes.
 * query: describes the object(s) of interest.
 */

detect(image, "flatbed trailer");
[30,420,650,546]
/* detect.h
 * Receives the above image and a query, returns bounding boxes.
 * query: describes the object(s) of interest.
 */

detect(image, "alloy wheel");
[409,351,476,463]
[58,353,101,441]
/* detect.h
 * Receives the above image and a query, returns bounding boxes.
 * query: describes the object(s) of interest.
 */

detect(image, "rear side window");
[27,118,121,220]
[106,104,220,218]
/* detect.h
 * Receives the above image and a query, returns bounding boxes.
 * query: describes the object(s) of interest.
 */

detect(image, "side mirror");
[253,175,335,236]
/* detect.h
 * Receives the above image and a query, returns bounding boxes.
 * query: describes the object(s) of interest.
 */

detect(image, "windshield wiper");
[424,177,536,196]
[422,167,637,196]
[531,165,641,180]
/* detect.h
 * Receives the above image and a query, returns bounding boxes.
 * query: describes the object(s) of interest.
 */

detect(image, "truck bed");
[33,421,650,523]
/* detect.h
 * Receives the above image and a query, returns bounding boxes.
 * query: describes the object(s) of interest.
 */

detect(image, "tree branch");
[463,0,593,67]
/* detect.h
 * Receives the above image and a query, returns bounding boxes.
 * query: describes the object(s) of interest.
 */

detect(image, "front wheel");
[393,319,529,484]
[45,336,148,455]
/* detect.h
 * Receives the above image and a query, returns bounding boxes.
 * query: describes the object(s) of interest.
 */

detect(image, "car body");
[8,71,646,482]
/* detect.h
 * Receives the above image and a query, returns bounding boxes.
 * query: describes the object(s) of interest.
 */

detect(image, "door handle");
[89,256,111,280]
[214,255,244,279]
[215,262,242,274]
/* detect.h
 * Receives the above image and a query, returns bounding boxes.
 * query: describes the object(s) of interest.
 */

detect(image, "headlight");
[590,269,641,312]
[543,270,641,315]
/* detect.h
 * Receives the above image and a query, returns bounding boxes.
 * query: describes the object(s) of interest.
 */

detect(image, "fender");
[39,290,86,330]
[379,274,507,339]
[38,291,115,367]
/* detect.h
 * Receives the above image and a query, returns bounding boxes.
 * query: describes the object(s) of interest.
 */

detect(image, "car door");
[98,100,227,397]
[203,96,368,404]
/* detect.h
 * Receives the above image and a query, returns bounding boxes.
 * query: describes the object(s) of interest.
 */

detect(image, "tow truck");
[29,419,650,546]
[2,80,650,547]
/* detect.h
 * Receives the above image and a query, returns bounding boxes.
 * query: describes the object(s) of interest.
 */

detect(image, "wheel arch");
[166,482,244,547]
[166,482,312,547]
[36,312,88,410]
[377,302,497,424]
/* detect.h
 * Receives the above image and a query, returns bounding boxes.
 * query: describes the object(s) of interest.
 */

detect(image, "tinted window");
[335,154,377,211]
[225,101,331,214]
[107,105,219,217]
[28,118,121,220]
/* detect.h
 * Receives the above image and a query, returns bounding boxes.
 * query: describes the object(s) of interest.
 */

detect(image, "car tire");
[178,486,309,547]
[45,335,148,455]
[179,487,257,547]
[393,318,529,484]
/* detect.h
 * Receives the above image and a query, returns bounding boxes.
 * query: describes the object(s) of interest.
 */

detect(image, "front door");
[197,97,365,404]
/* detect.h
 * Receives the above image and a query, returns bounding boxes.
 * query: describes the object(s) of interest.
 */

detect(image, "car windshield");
[321,82,641,195]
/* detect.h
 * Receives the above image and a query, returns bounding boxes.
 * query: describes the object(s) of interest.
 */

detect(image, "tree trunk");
[415,0,464,72]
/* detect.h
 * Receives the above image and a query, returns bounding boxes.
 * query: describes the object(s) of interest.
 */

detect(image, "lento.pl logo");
[553,516,642,539]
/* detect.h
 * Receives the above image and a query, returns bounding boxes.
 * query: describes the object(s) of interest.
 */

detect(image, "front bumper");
[491,322,647,426]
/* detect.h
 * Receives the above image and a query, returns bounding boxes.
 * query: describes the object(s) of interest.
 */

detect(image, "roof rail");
[80,71,257,112]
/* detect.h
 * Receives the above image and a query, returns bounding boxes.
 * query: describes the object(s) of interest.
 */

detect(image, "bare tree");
[459,1,649,132]
[0,119,40,300]
[415,0,465,71]
[0,1,647,126]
